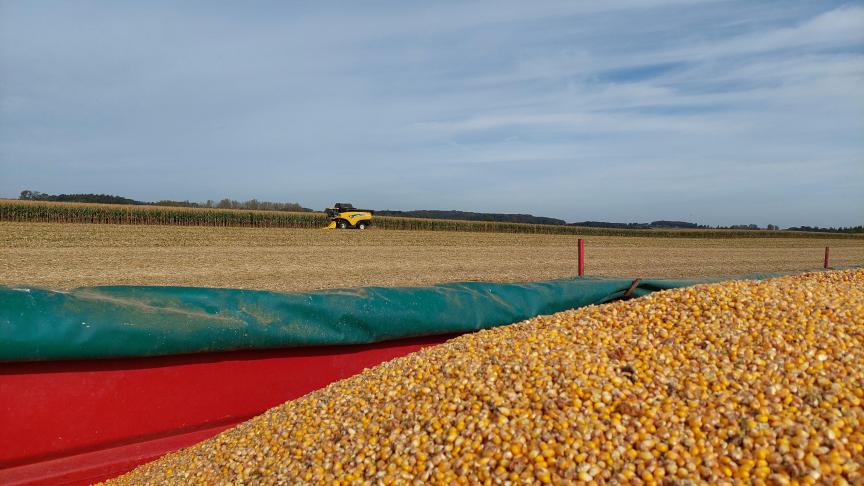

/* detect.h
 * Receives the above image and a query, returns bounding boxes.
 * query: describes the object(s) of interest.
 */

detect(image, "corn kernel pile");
[109,270,864,485]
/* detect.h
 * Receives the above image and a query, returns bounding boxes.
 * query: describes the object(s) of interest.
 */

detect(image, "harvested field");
[107,269,864,484]
[1,222,861,291]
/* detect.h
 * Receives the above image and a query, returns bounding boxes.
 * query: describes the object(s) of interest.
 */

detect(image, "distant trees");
[212,198,309,212]
[376,210,566,226]
[728,224,760,230]
[787,225,864,234]
[20,190,144,205]
[649,220,706,229]
[570,221,862,233]
[18,190,311,212]
[569,221,710,230]
[568,221,651,229]
[714,223,863,233]
[153,200,199,208]
[19,190,42,200]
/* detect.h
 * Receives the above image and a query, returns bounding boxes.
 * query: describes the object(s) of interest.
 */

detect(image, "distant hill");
[376,210,566,226]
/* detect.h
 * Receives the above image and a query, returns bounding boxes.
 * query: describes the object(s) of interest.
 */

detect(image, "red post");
[578,238,585,276]
[824,246,830,269]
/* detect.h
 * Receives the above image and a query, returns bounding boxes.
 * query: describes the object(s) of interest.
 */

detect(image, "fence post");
[578,239,585,276]
[824,247,830,269]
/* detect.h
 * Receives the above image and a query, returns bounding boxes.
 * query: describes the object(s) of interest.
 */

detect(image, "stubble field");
[1,222,861,291]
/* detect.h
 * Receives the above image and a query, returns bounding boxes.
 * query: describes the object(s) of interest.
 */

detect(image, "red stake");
[578,238,585,276]
[824,246,830,269]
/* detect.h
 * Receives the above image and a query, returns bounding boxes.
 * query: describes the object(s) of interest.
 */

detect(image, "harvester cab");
[324,203,373,229]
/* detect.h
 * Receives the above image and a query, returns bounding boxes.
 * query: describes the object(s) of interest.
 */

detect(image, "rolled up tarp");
[0,275,783,362]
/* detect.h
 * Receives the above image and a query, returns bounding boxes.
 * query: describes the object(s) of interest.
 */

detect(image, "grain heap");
[109,270,864,485]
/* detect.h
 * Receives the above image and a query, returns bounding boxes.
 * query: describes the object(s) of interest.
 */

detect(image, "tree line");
[375,209,566,226]
[18,191,312,213]
[785,225,864,234]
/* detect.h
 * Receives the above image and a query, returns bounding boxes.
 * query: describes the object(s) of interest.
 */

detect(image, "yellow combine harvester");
[324,203,373,229]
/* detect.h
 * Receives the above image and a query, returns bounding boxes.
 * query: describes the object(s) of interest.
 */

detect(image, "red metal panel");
[1,422,237,486]
[0,335,452,486]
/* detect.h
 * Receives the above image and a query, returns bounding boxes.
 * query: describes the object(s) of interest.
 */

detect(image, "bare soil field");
[1,222,861,291]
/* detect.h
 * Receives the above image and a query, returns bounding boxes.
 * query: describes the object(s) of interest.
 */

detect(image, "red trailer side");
[0,335,452,486]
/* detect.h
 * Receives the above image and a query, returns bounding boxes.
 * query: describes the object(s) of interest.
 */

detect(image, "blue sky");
[1,1,862,227]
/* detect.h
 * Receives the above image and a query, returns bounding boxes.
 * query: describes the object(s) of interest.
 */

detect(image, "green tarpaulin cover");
[0,275,782,362]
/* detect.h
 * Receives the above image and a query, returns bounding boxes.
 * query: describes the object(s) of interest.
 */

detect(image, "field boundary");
[1,200,861,239]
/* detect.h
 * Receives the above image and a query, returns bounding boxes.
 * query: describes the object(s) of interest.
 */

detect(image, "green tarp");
[0,275,780,362]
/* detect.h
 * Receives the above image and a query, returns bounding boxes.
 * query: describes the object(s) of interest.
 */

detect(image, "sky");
[1,1,862,227]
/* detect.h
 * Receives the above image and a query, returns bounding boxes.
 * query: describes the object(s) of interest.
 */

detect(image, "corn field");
[0,200,326,228]
[0,200,860,239]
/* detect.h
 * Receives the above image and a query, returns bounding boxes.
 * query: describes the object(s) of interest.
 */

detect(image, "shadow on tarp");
[0,271,813,362]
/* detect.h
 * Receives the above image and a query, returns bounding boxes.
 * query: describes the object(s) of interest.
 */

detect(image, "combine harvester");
[323,202,373,229]
[0,274,774,485]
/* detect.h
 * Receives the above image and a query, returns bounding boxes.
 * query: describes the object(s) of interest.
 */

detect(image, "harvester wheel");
[357,221,367,230]
[337,220,348,229]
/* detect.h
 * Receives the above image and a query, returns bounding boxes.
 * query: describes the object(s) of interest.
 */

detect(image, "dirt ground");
[1,222,861,291]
